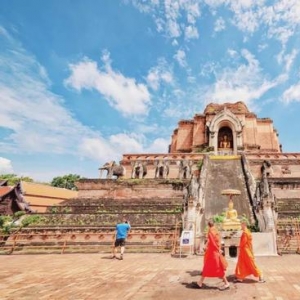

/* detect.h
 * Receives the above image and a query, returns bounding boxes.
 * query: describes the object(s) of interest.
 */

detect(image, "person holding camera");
[112,217,131,260]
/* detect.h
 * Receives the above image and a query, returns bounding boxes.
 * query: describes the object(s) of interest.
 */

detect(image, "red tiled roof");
[0,186,14,198]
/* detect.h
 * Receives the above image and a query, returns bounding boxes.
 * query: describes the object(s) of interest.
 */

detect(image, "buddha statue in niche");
[220,134,231,148]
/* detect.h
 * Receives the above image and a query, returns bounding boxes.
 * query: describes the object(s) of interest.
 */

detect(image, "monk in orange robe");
[192,220,230,290]
[234,221,265,283]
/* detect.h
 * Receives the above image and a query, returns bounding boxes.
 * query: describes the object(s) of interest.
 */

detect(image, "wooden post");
[171,221,178,255]
[10,234,18,254]
[61,239,67,254]
[294,218,300,254]
[111,232,116,255]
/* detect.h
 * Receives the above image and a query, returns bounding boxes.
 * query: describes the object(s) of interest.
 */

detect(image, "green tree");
[0,174,33,186]
[50,174,82,190]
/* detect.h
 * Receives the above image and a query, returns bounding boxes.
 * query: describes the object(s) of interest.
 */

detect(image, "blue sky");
[1,0,300,182]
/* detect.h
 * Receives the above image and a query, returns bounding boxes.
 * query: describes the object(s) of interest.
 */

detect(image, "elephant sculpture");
[131,161,147,179]
[177,159,192,179]
[99,161,126,179]
[154,160,169,179]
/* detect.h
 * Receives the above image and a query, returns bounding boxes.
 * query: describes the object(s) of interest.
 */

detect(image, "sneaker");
[219,284,230,291]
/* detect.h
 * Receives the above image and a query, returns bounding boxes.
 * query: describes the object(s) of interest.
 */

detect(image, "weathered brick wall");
[170,129,178,153]
[247,153,300,179]
[256,120,279,151]
[192,115,206,147]
[244,118,258,146]
[176,120,194,152]
[76,179,185,199]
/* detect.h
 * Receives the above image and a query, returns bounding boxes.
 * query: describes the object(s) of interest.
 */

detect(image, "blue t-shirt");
[116,222,131,239]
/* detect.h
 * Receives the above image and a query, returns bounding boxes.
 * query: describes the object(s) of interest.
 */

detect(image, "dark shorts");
[115,238,126,247]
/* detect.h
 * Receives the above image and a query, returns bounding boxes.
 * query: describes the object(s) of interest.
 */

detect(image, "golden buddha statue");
[222,200,241,230]
[220,135,231,148]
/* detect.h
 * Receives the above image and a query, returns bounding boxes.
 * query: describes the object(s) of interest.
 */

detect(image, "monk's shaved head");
[208,220,214,227]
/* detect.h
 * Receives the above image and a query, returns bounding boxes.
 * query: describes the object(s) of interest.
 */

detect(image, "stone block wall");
[76,179,186,199]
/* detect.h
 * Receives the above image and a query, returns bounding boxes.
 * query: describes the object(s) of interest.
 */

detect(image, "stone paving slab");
[0,253,300,300]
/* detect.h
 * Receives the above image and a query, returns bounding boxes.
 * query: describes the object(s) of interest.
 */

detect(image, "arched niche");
[218,126,233,149]
[206,108,244,155]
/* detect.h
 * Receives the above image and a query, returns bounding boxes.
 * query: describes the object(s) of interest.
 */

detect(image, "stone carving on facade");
[182,156,209,245]
[154,160,169,179]
[15,182,33,213]
[260,160,272,197]
[131,161,147,179]
[177,159,193,179]
[99,161,126,179]
[0,181,33,214]
[253,160,277,232]
[182,177,201,232]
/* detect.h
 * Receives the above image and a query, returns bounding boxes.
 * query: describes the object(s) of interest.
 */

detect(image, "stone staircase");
[203,156,253,223]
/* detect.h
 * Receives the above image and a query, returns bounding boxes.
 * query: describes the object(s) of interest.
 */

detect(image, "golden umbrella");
[221,189,241,206]
[221,189,241,198]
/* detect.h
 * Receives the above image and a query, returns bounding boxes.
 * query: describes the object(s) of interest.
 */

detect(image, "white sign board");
[180,230,194,246]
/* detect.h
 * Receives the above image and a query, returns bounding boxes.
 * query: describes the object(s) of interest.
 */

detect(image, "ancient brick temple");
[111,101,299,254]
[118,101,284,180]
[169,101,281,154]
[3,102,299,255]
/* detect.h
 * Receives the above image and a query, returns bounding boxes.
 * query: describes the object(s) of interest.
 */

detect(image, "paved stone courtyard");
[0,253,300,300]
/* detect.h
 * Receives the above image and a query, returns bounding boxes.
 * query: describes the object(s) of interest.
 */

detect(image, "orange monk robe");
[202,227,228,277]
[235,228,262,280]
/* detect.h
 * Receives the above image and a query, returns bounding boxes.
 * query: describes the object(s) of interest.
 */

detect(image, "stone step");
[62,198,183,206]
[27,212,182,227]
[46,204,183,214]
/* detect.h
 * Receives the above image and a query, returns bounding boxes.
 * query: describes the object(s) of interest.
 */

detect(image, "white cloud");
[174,49,187,67]
[167,20,181,38]
[204,0,300,46]
[146,138,170,153]
[199,61,219,78]
[268,26,294,45]
[135,123,159,134]
[129,0,300,46]
[204,49,286,105]
[78,137,119,162]
[258,43,268,52]
[172,39,179,46]
[227,49,238,57]
[214,17,225,32]
[277,48,298,72]
[79,133,169,161]
[146,59,173,90]
[282,82,300,103]
[0,38,93,155]
[109,133,145,154]
[65,52,151,117]
[0,27,154,175]
[185,25,199,39]
[128,0,201,40]
[0,157,14,174]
